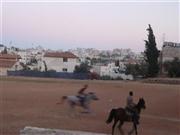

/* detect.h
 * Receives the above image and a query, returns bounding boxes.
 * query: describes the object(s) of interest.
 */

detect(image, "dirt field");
[0,77,180,135]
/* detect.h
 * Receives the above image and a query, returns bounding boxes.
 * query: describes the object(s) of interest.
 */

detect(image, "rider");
[77,84,88,106]
[126,91,139,124]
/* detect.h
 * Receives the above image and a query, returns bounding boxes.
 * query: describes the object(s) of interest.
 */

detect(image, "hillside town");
[0,41,180,80]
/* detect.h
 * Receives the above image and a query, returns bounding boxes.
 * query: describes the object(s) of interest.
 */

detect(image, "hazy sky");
[1,1,179,52]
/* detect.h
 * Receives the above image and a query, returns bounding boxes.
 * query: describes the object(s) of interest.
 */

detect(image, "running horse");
[106,98,146,135]
[58,92,99,113]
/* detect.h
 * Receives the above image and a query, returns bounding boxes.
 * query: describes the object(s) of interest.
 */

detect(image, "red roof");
[44,52,78,58]
[0,54,20,68]
[0,59,16,68]
[0,54,21,59]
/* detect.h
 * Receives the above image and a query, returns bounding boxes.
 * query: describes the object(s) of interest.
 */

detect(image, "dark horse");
[106,98,146,135]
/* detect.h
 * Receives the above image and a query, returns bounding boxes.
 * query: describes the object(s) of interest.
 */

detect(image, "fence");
[7,70,90,80]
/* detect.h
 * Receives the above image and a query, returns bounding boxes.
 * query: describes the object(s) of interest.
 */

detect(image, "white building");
[69,48,100,63]
[93,62,133,80]
[162,41,180,62]
[17,46,45,65]
[42,52,80,72]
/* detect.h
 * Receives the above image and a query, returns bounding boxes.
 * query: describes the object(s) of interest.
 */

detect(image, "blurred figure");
[77,84,88,106]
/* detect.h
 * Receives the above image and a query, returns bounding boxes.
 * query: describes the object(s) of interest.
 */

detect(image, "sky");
[0,0,179,52]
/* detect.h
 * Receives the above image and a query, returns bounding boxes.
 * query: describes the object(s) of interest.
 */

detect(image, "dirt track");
[0,77,180,135]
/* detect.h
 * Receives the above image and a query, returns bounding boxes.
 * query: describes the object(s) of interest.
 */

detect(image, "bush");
[100,75,112,80]
[115,76,123,80]
[74,62,91,73]
[125,63,148,78]
[163,58,180,77]
[89,72,100,80]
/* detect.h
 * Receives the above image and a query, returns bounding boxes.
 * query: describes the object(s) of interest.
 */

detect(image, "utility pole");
[160,33,166,76]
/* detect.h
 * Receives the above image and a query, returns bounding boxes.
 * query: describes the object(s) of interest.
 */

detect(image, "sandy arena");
[0,77,180,135]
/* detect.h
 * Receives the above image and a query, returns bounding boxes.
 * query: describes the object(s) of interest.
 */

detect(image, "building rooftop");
[0,53,21,59]
[0,53,21,68]
[163,42,180,48]
[0,59,16,68]
[44,52,78,58]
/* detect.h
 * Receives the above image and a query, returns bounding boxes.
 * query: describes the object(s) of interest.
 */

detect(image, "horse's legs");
[81,104,92,114]
[112,119,118,135]
[68,102,76,117]
[83,105,90,113]
[134,122,138,135]
[118,121,124,135]
[128,122,135,135]
[128,122,137,135]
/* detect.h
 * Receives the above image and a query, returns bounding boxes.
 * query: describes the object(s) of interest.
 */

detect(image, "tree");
[144,24,159,77]
[20,63,30,71]
[2,47,8,54]
[163,58,180,77]
[43,61,48,72]
[74,62,91,73]
[30,57,38,64]
[125,63,148,78]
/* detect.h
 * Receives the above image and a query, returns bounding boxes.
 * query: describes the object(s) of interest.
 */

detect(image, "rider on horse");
[77,84,88,106]
[126,91,140,124]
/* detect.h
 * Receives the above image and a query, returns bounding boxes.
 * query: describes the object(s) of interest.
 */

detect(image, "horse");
[59,92,99,113]
[106,98,146,135]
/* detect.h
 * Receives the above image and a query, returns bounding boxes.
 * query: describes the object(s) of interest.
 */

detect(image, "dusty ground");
[0,77,180,135]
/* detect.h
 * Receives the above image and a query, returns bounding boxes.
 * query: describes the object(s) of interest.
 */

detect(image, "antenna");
[9,41,12,46]
[162,33,166,43]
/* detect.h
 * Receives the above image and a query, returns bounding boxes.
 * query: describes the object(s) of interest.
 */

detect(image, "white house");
[0,54,23,76]
[93,62,133,80]
[42,52,80,72]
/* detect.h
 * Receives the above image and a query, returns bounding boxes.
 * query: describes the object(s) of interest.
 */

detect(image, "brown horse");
[106,98,146,135]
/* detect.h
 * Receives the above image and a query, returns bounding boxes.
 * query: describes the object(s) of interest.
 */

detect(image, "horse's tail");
[106,109,116,124]
[57,96,67,104]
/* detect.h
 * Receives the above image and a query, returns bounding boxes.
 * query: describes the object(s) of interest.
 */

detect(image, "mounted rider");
[126,91,140,124]
[77,84,88,106]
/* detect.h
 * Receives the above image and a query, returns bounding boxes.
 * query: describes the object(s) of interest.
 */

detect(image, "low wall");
[20,127,108,135]
[142,78,180,85]
[7,70,89,80]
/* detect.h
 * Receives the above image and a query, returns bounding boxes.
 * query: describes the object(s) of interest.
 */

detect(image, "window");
[63,57,68,62]
[62,68,68,72]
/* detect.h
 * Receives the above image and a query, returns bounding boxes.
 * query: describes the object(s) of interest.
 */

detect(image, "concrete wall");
[43,57,79,72]
[0,67,8,76]
[20,126,108,135]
